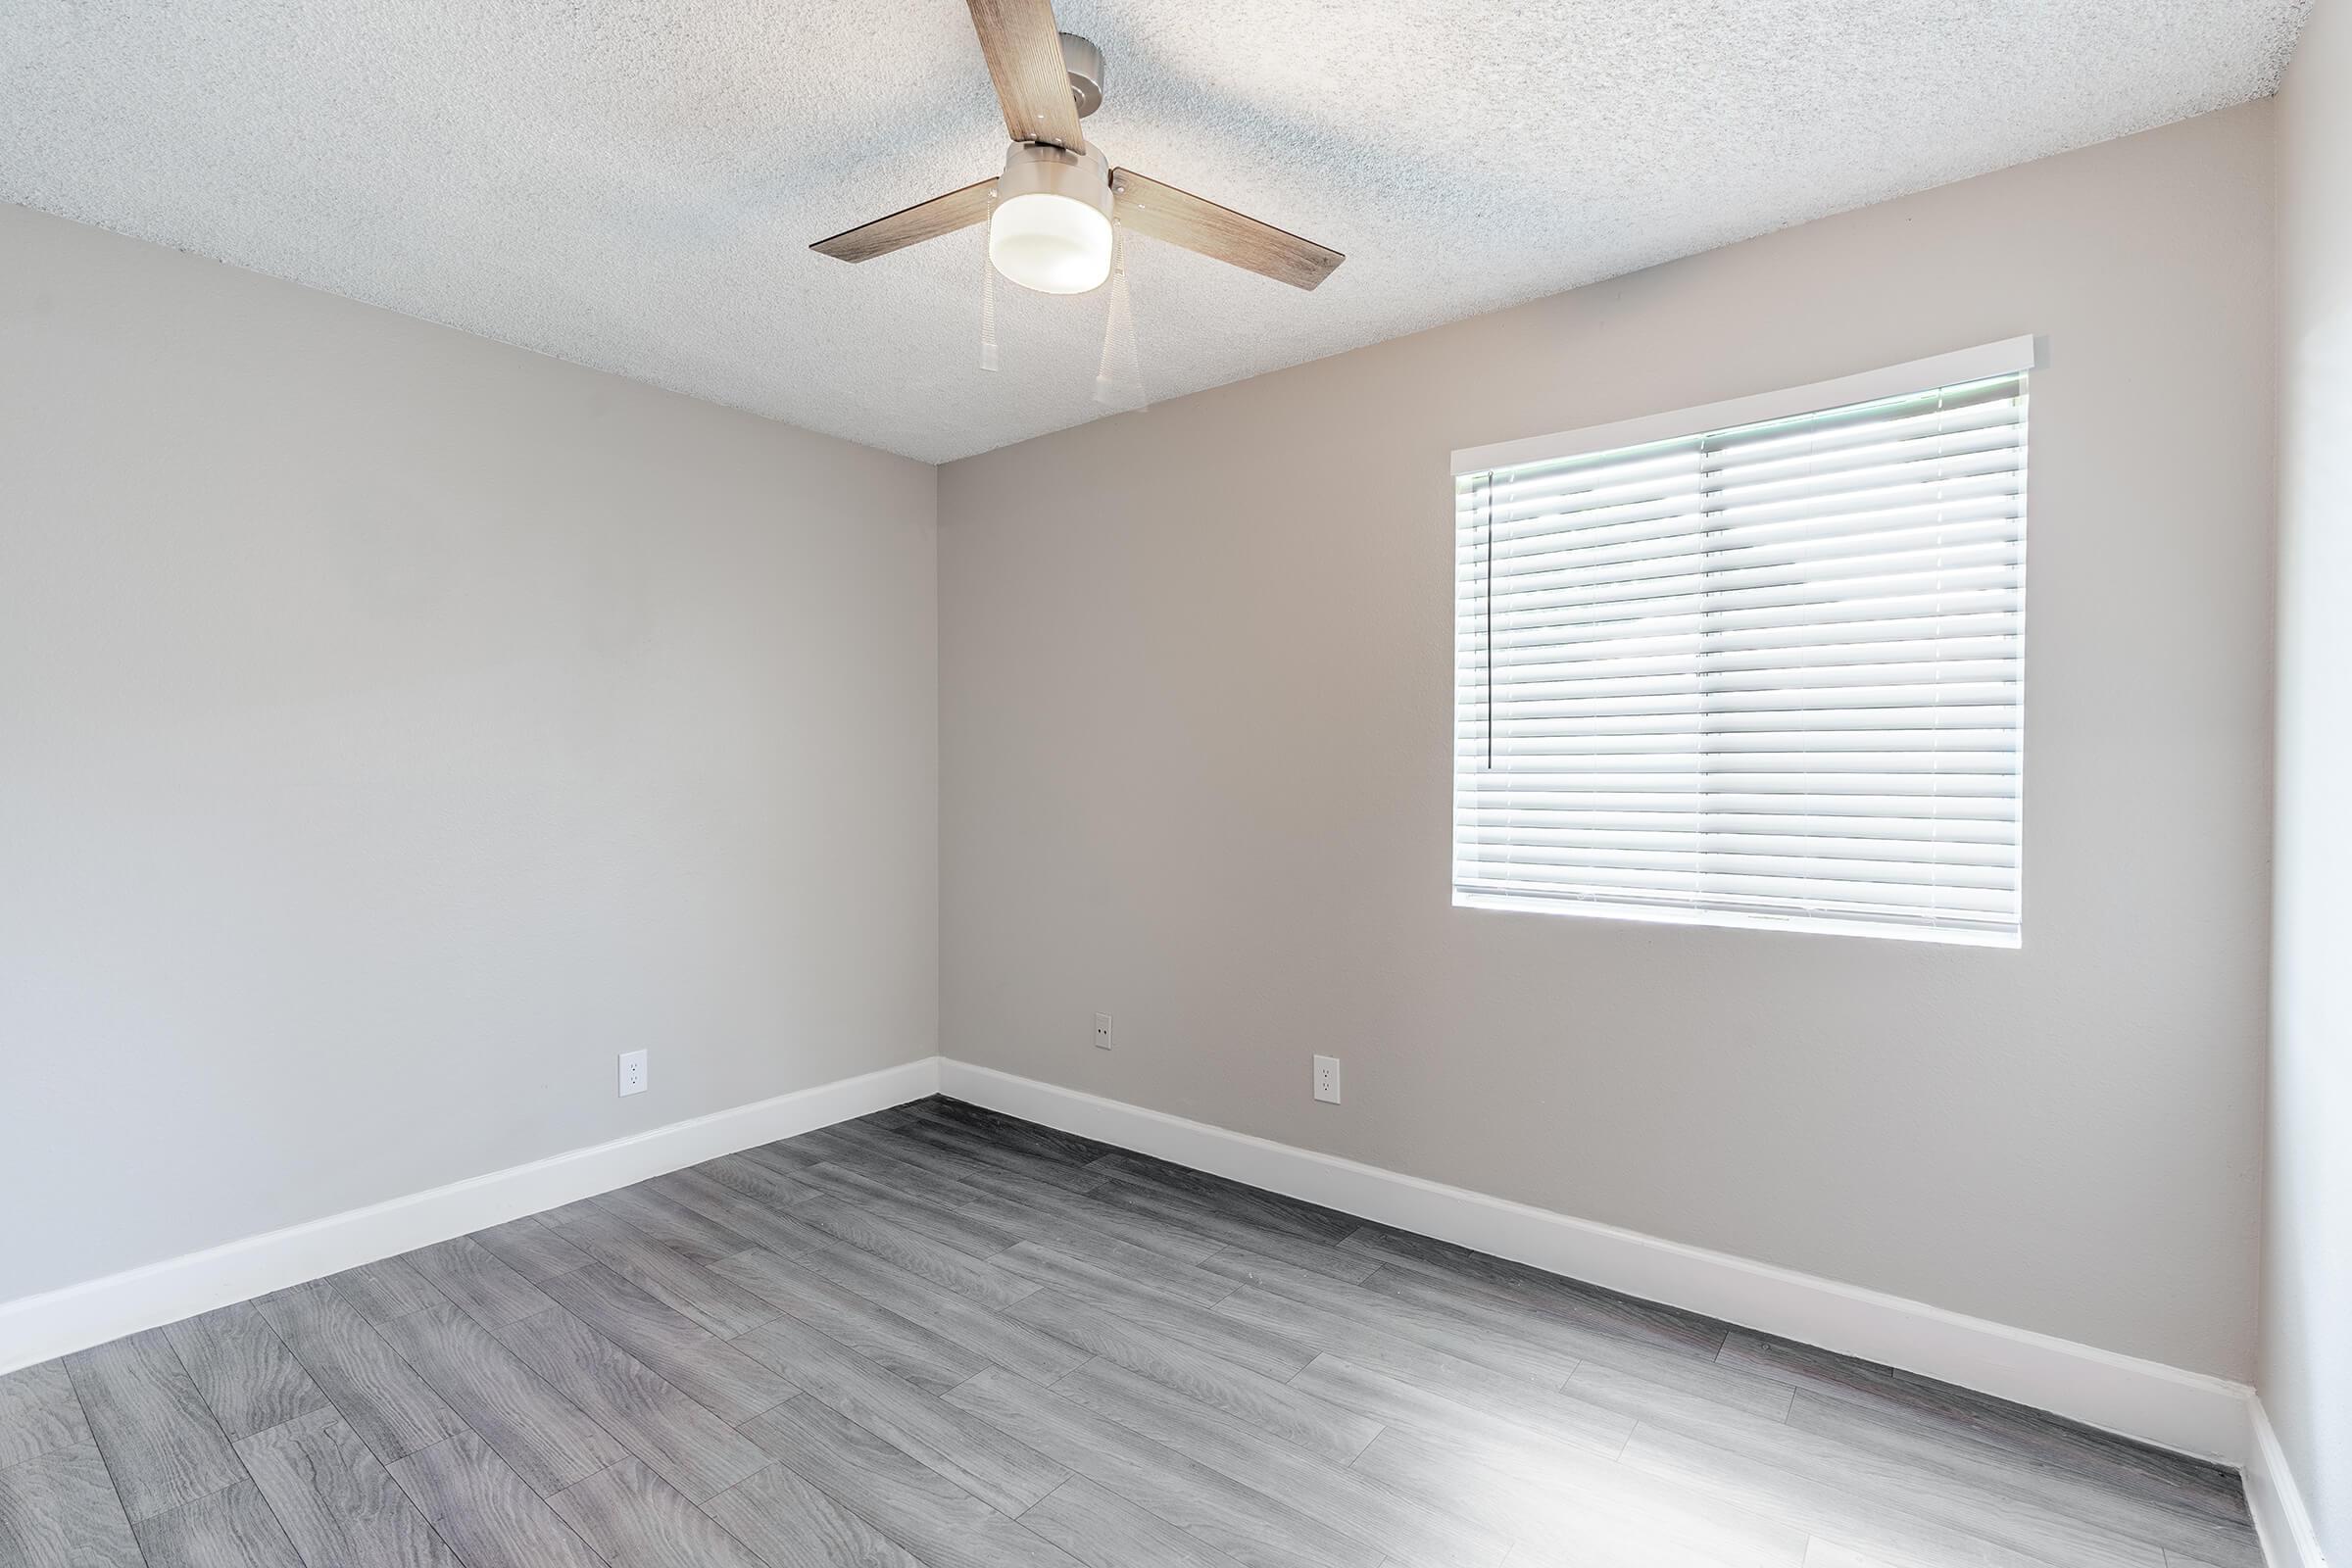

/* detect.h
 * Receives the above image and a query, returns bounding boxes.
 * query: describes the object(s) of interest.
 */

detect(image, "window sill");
[1451,890,2021,949]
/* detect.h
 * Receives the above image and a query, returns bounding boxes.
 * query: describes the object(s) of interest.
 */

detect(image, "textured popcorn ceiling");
[0,1,2310,462]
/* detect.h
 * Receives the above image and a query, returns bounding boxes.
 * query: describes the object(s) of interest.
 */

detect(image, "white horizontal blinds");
[1454,371,2027,941]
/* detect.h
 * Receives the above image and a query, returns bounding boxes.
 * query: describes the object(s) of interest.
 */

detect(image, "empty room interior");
[2,1,2348,1566]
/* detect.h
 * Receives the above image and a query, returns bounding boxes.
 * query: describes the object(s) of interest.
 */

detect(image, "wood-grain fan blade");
[811,177,997,263]
[965,0,1086,151]
[1109,169,1344,290]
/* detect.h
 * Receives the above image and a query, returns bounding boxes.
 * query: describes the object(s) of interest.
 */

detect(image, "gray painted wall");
[2267,0,2351,1550]
[0,201,940,1303]
[940,105,2277,1379]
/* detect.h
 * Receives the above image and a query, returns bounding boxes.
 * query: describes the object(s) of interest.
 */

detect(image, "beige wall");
[940,104,2276,1378]
[2266,0,2352,1549]
[0,202,939,1303]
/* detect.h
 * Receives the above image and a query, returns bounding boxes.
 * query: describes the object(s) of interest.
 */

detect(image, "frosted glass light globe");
[989,192,1113,294]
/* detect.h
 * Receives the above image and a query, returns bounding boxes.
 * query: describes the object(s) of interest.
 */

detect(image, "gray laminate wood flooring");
[0,1097,2262,1568]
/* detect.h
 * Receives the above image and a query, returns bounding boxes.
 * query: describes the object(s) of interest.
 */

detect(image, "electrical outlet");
[618,1050,648,1097]
[1094,1012,1113,1050]
[1313,1054,1341,1103]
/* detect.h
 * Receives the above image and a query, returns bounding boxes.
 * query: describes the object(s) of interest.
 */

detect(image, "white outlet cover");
[1313,1054,1342,1104]
[618,1050,648,1097]
[1094,1012,1113,1050]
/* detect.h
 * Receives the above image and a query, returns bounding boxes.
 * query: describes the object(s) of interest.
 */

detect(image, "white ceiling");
[0,1,2308,463]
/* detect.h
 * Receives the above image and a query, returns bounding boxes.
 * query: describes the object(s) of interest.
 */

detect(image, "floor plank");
[996,1243,1312,1381]
[791,1141,985,1214]
[799,1237,1091,1387]
[493,1305,769,1502]
[1619,1415,2165,1568]
[1783,1392,2263,1568]
[1009,1290,1381,1463]
[1341,1223,1730,1360]
[374,1304,628,1496]
[732,1310,1065,1516]
[901,1105,1121,1178]
[1352,1424,1806,1568]
[946,1167,1226,1265]
[1054,1356,1512,1568]
[0,1442,144,1568]
[1292,1252,1787,1426]
[1086,1179,1378,1283]
[65,1328,246,1521]
[807,1120,1026,1201]
[1717,1329,2250,1529]
[327,1258,446,1325]
[466,1217,593,1284]
[0,1360,91,1471]
[548,1457,769,1568]
[1630,1390,2184,1568]
[400,1237,557,1329]
[884,1120,1103,1197]
[793,1198,1039,1310]
[1087,1153,1360,1245]
[237,1406,462,1568]
[651,1166,837,1257]
[793,1162,1027,1260]
[912,1100,1124,1167]
[1347,1267,1595,1386]
[743,1395,1083,1568]
[956,1188,1237,1304]
[737,1136,831,1177]
[537,1198,780,1338]
[1214,1278,1623,1444]
[947,1364,1378,1568]
[703,1458,927,1568]
[252,1279,469,1465]
[165,1302,329,1440]
[1289,1351,1633,1463]
[1204,1249,1576,1387]
[387,1432,605,1568]
[131,1479,303,1568]
[718,1245,990,1396]
[536,1260,797,1425]
[1019,1475,1252,1568]
[594,1184,762,1265]
[691,1152,817,1210]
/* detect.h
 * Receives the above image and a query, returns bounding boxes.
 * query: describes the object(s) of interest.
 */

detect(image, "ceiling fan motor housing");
[1058,32,1104,119]
[996,140,1111,220]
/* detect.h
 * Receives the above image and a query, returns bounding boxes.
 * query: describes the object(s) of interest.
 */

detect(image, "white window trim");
[1450,337,2040,949]
[1452,336,2040,478]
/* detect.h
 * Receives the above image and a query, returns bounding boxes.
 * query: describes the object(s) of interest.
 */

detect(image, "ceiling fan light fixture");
[807,9,1342,295]
[989,142,1113,294]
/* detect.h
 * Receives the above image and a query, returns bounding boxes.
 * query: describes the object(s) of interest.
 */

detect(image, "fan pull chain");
[1093,223,1145,411]
[979,199,1000,371]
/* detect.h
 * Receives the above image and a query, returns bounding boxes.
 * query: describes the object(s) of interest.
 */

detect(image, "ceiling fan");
[810,0,1345,298]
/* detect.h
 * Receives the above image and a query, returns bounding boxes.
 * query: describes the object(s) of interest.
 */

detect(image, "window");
[1452,340,2032,947]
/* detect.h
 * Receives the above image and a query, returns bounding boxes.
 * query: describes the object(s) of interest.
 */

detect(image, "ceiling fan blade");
[1109,169,1344,290]
[965,0,1086,151]
[811,177,998,263]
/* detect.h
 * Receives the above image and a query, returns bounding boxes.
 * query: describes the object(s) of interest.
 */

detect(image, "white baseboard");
[2245,1397,2332,1568]
[938,1058,2255,1466]
[0,1055,940,1373]
[5,1050,2276,1506]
